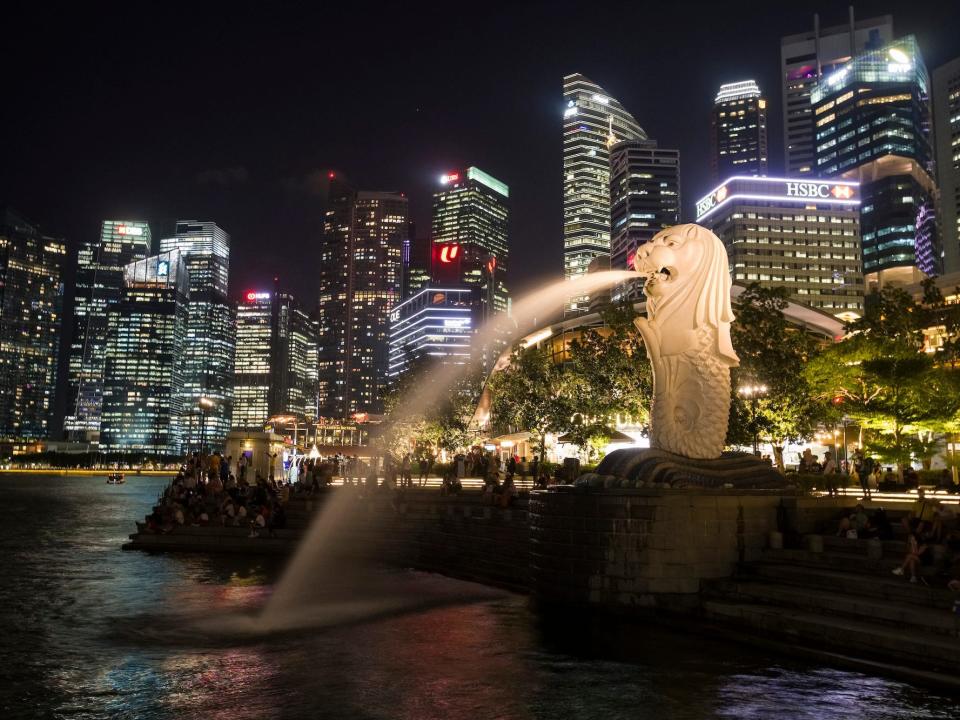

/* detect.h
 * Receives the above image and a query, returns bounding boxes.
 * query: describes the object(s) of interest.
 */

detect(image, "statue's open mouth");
[645,266,674,286]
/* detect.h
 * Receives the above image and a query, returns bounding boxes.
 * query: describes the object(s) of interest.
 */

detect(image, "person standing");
[822,451,838,497]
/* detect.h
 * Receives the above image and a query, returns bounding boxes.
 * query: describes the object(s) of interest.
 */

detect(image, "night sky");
[4,1,960,424]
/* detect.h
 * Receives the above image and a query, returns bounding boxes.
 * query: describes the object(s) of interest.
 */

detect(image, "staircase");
[702,534,960,686]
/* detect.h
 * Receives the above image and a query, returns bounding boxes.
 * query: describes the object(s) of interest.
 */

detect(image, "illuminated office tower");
[609,139,680,302]
[100,251,189,456]
[403,235,432,300]
[388,286,478,380]
[710,81,768,181]
[432,167,509,319]
[0,209,65,446]
[319,177,407,417]
[232,289,318,430]
[933,57,960,274]
[158,221,235,450]
[695,176,863,320]
[563,73,646,315]
[812,36,939,287]
[65,220,151,440]
[781,12,893,175]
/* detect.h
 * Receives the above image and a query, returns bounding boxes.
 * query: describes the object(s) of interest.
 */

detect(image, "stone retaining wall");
[528,488,784,612]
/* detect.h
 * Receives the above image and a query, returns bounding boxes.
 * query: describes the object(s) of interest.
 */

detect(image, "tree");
[805,286,960,471]
[379,356,484,457]
[728,283,829,470]
[487,343,573,460]
[564,302,652,455]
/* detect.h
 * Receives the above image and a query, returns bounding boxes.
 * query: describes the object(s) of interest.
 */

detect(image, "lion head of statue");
[633,223,739,366]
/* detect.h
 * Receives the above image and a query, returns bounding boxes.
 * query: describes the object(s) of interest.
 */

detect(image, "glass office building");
[563,73,646,315]
[812,35,940,286]
[233,290,318,430]
[696,176,864,320]
[100,250,190,456]
[432,166,509,319]
[710,80,769,181]
[0,208,65,445]
[609,139,680,302]
[159,221,235,449]
[780,13,893,175]
[387,286,478,380]
[933,56,960,274]
[65,220,152,440]
[319,179,408,417]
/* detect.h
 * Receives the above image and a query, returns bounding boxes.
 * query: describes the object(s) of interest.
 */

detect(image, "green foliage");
[805,286,960,469]
[563,303,652,454]
[380,356,484,455]
[488,343,573,458]
[728,283,829,466]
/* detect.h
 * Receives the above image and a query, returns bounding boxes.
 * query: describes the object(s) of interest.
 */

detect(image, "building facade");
[432,167,509,320]
[780,13,893,176]
[100,250,190,456]
[0,209,65,446]
[402,235,432,300]
[609,139,680,302]
[65,220,152,440]
[812,35,940,286]
[563,73,646,315]
[232,289,318,430]
[158,221,235,450]
[933,57,960,274]
[710,80,768,182]
[318,178,408,417]
[695,176,864,320]
[388,286,478,380]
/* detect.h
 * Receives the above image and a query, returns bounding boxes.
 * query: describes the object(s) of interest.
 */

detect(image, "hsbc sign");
[786,182,855,200]
[695,177,858,220]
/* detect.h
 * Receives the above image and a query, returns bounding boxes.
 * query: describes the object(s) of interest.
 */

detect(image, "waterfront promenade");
[125,481,960,690]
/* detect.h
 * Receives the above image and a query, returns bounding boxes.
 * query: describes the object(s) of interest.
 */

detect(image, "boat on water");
[106,473,125,484]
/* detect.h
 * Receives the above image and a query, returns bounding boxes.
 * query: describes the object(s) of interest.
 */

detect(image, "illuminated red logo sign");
[715,186,728,202]
[831,185,854,199]
[440,172,460,184]
[245,291,270,302]
[439,244,460,263]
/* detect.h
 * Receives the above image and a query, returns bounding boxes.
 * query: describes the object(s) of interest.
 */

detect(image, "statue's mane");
[647,224,739,365]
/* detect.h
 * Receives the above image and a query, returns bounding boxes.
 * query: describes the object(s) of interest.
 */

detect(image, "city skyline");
[3,1,960,434]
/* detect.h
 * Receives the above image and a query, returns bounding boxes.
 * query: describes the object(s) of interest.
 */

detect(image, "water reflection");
[0,474,952,720]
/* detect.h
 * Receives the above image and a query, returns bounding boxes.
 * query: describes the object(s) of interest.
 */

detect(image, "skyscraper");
[158,221,235,450]
[100,250,190,456]
[695,176,863,320]
[0,209,65,447]
[432,166,509,319]
[781,13,893,176]
[388,286,478,380]
[710,80,768,181]
[933,57,960,274]
[65,220,152,440]
[402,234,432,300]
[609,138,680,302]
[232,288,318,430]
[318,178,408,417]
[812,35,939,287]
[563,73,646,315]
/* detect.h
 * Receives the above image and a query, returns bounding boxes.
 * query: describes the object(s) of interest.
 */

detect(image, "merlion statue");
[632,224,738,460]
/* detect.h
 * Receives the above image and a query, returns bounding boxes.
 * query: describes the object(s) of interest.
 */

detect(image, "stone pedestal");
[528,486,787,612]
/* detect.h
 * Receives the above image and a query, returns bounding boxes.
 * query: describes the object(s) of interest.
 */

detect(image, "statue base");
[575,448,788,490]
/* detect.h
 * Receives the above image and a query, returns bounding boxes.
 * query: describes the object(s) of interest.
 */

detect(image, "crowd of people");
[833,488,960,597]
[143,451,290,538]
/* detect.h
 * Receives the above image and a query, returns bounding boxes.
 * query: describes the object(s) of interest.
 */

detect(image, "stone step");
[761,548,941,577]
[702,599,960,671]
[745,562,953,609]
[821,535,907,556]
[707,577,960,636]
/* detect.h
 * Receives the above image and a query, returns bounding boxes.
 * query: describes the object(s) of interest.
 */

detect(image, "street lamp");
[198,397,214,455]
[738,384,768,456]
